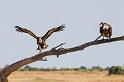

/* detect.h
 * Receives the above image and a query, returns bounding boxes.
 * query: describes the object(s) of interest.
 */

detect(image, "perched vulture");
[15,25,65,52]
[95,22,112,40]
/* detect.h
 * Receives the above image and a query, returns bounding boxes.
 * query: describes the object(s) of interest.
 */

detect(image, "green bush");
[108,66,124,75]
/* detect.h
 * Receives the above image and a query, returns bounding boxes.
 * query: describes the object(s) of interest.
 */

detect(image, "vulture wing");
[100,26,103,35]
[42,24,65,40]
[15,26,38,39]
[109,26,112,36]
[104,23,112,36]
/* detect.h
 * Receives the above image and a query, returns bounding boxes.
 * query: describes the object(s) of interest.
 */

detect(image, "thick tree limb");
[0,36,124,82]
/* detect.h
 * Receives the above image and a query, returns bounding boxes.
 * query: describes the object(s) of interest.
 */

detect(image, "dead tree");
[0,36,124,82]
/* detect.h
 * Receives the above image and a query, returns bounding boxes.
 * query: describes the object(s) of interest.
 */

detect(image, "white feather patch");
[103,24,110,29]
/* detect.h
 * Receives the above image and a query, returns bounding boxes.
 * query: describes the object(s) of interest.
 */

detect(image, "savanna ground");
[8,71,124,82]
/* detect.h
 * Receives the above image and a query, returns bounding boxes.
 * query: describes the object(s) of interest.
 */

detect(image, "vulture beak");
[99,22,104,26]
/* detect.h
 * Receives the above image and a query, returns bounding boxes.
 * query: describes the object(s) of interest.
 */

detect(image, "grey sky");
[0,0,124,68]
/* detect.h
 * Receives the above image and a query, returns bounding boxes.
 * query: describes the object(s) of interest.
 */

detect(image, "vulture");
[95,22,112,40]
[15,25,65,52]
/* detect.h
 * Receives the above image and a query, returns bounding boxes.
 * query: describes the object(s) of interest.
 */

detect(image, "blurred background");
[0,0,124,68]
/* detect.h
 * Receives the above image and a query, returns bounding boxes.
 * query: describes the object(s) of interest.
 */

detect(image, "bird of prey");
[15,25,65,52]
[95,22,112,40]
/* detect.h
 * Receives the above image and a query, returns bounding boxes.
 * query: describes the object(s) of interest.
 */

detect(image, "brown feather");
[15,25,65,52]
[42,25,65,40]
[15,26,38,39]
[99,22,112,38]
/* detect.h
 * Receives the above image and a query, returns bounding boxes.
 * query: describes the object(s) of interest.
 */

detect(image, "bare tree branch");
[0,36,124,82]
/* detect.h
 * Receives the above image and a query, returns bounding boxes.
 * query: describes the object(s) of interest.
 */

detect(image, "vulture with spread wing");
[95,22,112,40]
[15,25,65,52]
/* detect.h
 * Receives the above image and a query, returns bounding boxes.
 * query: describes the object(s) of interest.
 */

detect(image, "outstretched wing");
[42,24,65,40]
[15,26,38,39]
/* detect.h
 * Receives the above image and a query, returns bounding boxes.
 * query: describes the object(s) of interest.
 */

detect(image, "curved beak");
[99,22,103,26]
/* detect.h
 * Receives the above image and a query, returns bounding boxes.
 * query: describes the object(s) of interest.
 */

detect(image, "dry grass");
[8,71,124,82]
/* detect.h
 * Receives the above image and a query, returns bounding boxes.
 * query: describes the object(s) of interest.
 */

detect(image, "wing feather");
[105,23,112,36]
[15,26,38,39]
[42,25,65,40]
[109,26,112,36]
[100,26,103,35]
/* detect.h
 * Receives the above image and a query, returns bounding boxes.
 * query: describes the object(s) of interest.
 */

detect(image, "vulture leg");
[37,44,42,52]
[108,36,111,40]
[102,36,105,40]
[95,35,102,41]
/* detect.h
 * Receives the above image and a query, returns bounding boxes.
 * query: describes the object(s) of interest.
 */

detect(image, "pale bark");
[0,36,124,82]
